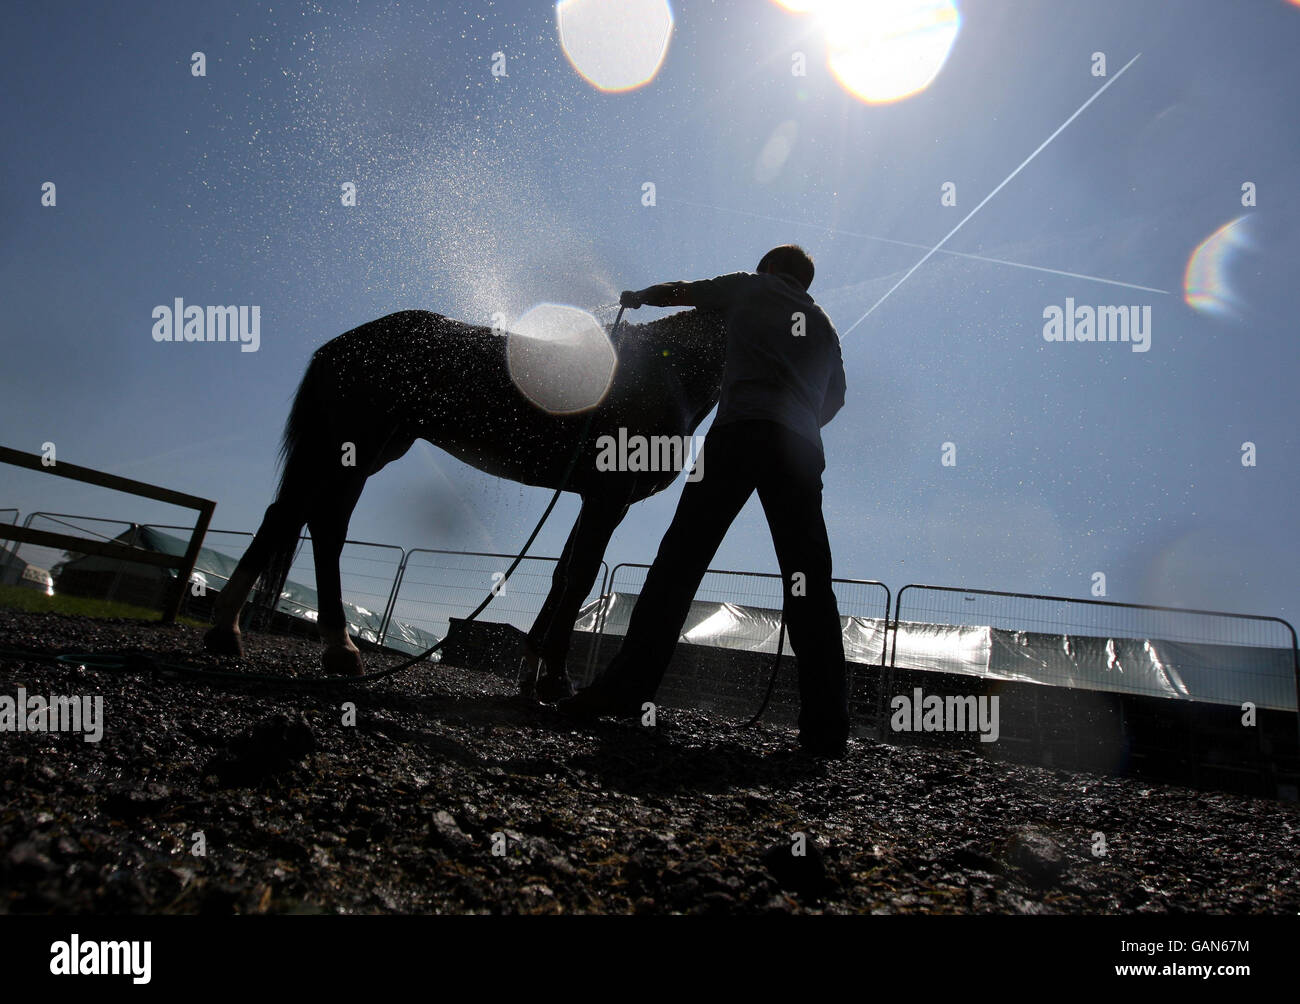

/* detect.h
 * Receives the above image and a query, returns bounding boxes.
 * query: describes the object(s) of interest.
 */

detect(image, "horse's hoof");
[203,626,244,657]
[322,646,366,677]
[535,672,575,703]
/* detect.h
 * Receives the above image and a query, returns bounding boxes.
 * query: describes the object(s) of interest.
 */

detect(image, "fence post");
[596,561,609,615]
[1288,621,1300,752]
[160,501,213,623]
[881,586,910,741]
[587,562,630,683]
[378,549,409,648]
[581,561,612,682]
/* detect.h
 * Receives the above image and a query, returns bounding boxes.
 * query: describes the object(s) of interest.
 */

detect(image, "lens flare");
[1184,215,1252,319]
[754,119,799,183]
[822,0,960,104]
[506,303,617,414]
[556,0,674,93]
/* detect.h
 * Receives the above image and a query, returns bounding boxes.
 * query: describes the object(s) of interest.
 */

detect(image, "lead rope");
[741,615,786,728]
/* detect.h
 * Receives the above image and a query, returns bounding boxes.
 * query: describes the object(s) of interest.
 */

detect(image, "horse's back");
[304,309,707,496]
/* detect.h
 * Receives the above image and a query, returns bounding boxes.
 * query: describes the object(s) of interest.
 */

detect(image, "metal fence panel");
[388,549,608,654]
[139,525,406,650]
[582,562,891,727]
[8,512,141,602]
[7,507,1296,722]
[0,446,214,622]
[891,585,1299,712]
[590,565,890,656]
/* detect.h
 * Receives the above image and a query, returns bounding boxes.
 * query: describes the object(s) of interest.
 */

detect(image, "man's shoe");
[556,681,648,720]
[535,670,575,703]
[798,733,848,759]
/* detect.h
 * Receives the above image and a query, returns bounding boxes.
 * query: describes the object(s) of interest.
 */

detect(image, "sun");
[775,0,961,104]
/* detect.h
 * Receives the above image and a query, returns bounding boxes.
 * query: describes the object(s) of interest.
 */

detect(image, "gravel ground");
[1,609,1297,914]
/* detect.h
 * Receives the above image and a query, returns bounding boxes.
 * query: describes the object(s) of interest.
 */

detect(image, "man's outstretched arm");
[621,282,698,309]
[622,272,749,310]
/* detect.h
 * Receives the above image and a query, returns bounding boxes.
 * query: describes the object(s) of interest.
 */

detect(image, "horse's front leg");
[522,484,634,701]
[518,529,577,700]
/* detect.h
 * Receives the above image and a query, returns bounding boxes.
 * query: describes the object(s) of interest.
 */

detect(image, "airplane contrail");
[841,52,1145,336]
[664,196,1169,296]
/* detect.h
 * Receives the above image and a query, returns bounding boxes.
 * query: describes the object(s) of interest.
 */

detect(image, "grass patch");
[0,585,207,627]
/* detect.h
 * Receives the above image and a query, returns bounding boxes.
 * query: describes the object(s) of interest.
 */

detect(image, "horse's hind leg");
[309,473,369,677]
[204,499,305,656]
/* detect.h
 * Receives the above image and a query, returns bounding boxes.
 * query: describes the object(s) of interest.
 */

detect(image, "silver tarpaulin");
[576,593,1296,711]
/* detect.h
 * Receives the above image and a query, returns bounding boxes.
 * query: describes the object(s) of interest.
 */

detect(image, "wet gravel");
[1,610,1297,914]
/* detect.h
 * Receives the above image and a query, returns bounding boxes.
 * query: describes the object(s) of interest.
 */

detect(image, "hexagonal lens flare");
[556,0,674,93]
[506,303,617,414]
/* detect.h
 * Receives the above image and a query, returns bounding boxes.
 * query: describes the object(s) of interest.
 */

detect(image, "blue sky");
[3,0,1298,628]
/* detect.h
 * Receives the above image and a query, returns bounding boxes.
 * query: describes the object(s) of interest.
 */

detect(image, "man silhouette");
[559,244,850,757]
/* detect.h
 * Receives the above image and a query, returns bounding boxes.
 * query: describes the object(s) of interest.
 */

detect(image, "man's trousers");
[599,418,849,743]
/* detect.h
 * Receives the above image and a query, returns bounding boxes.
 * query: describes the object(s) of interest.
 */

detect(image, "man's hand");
[620,289,644,309]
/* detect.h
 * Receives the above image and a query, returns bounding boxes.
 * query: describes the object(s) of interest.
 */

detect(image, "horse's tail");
[251,353,327,619]
[276,352,325,499]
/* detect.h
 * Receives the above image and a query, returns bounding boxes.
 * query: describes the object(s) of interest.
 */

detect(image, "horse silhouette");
[203,306,726,698]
